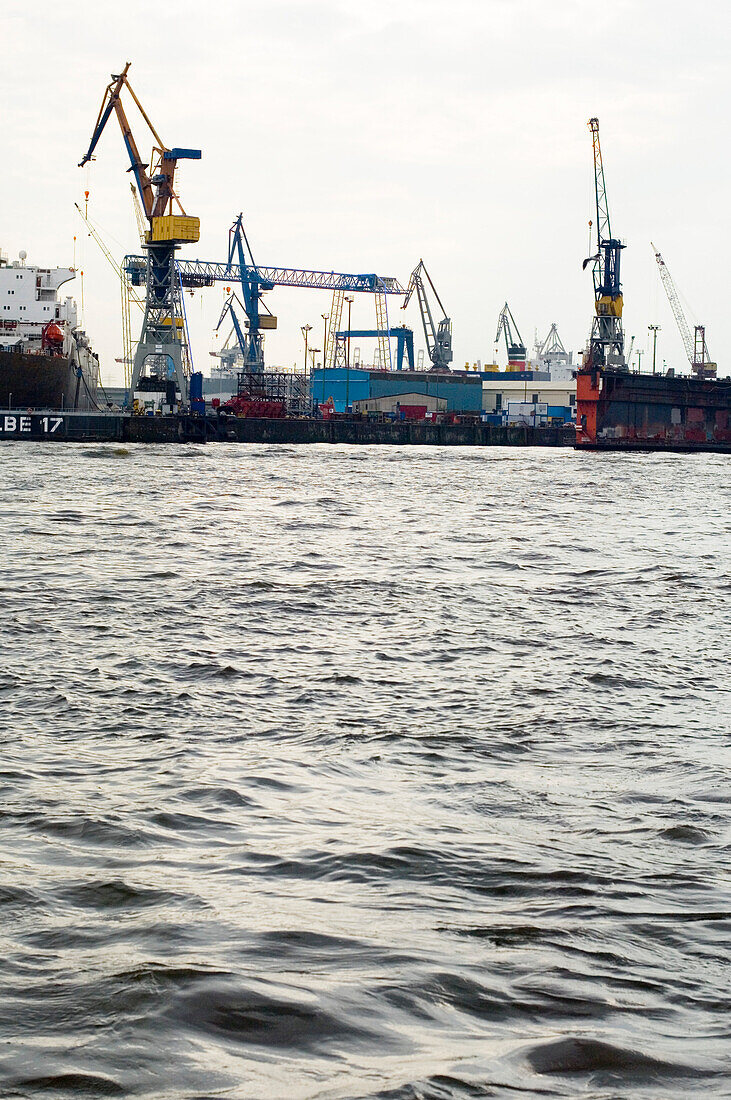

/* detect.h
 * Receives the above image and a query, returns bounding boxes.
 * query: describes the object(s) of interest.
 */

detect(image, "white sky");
[1,0,728,385]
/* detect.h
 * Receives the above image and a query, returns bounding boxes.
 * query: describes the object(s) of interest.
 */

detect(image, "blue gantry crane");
[124,215,406,376]
[332,326,415,371]
[79,62,202,404]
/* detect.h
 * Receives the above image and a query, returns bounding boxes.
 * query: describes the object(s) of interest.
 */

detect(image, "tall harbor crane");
[79,62,202,404]
[401,260,452,371]
[583,117,625,370]
[651,243,717,379]
[495,303,526,368]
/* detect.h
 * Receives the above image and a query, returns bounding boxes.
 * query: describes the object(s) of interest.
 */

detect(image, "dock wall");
[0,410,575,448]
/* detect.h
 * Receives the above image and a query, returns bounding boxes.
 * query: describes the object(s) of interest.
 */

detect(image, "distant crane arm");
[494,303,524,356]
[130,183,148,247]
[216,293,249,357]
[651,242,696,365]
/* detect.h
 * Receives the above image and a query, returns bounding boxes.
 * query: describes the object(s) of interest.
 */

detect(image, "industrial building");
[480,371,576,422]
[353,392,447,416]
[311,368,483,414]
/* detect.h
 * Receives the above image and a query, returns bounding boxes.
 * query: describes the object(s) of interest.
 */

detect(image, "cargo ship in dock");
[0,248,101,410]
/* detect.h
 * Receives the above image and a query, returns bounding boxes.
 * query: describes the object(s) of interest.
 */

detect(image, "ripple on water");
[0,444,728,1098]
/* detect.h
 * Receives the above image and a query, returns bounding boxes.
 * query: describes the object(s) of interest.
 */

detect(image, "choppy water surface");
[0,441,729,1099]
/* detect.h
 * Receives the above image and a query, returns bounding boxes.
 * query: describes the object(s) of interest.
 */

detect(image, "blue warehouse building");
[311,369,483,414]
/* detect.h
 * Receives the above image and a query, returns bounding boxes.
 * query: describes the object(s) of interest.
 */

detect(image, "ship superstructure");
[0,248,100,408]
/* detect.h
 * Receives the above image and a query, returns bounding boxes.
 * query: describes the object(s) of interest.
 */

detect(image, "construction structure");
[651,243,717,379]
[79,63,202,407]
[583,117,625,370]
[535,323,574,380]
[401,261,452,371]
[495,303,527,370]
[124,218,405,397]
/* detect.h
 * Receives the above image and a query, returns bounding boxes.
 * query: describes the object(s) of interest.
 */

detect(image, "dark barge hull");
[576,367,731,454]
[0,411,575,447]
[0,350,97,411]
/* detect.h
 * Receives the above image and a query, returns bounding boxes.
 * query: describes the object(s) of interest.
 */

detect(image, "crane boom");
[652,242,697,364]
[651,242,717,379]
[590,117,611,245]
[79,63,157,218]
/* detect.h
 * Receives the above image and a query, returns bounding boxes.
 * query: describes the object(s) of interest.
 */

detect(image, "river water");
[0,441,729,1099]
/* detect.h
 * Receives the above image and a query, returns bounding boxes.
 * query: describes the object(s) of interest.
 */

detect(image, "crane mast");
[401,260,452,371]
[584,118,625,370]
[79,63,201,406]
[651,243,717,379]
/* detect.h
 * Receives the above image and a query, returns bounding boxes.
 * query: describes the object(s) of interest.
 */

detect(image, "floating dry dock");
[0,411,574,447]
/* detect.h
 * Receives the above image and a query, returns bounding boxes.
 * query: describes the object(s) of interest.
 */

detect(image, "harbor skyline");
[1,0,727,384]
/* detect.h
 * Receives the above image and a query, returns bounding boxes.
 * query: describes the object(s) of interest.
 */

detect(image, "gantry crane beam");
[124,256,405,294]
[334,327,415,371]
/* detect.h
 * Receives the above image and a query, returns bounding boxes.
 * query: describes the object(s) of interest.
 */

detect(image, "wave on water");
[0,444,728,1098]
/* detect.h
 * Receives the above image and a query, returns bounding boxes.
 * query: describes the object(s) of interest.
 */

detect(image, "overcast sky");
[1,0,728,384]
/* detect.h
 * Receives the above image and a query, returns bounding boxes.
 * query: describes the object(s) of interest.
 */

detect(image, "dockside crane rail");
[495,302,527,367]
[583,117,625,370]
[79,62,202,405]
[651,242,717,379]
[401,260,452,371]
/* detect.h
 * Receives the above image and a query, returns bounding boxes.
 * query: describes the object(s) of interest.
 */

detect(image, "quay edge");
[0,411,575,448]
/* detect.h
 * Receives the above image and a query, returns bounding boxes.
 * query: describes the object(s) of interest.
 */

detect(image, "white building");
[481,375,576,420]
